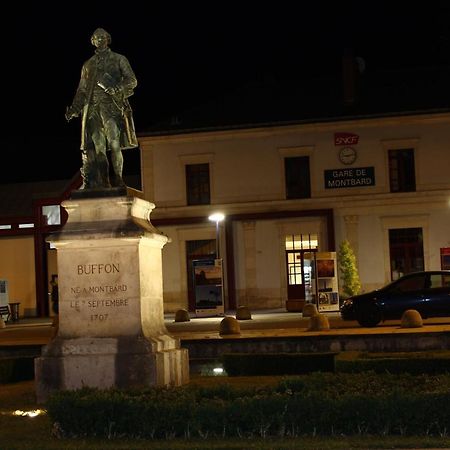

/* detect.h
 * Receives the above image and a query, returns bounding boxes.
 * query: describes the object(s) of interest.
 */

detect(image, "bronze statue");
[66,28,138,189]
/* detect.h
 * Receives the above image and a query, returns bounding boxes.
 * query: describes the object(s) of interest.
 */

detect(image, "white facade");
[139,112,450,312]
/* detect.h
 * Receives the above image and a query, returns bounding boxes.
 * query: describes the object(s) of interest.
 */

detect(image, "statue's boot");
[97,155,111,188]
[81,150,98,189]
[111,156,126,187]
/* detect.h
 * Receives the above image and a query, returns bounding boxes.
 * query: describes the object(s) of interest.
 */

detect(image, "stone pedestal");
[35,196,189,403]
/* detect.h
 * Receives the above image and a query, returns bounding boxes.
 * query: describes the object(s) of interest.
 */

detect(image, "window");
[429,273,450,289]
[285,234,318,251]
[389,228,424,278]
[186,163,210,205]
[388,149,416,192]
[42,205,61,225]
[285,234,318,285]
[285,156,311,199]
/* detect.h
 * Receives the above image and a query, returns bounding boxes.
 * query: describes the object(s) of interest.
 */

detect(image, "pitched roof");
[0,180,70,218]
[140,66,450,136]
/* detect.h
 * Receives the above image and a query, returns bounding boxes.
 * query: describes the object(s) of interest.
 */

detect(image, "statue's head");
[91,28,111,46]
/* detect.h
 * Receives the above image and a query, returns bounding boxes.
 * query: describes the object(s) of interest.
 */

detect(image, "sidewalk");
[1,309,450,347]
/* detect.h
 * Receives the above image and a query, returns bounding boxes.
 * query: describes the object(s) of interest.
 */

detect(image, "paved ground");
[166,310,450,340]
[1,310,450,347]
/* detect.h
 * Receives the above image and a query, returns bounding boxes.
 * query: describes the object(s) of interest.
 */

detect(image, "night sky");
[2,1,449,184]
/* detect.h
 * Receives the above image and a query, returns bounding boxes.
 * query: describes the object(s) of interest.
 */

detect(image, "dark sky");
[2,1,449,184]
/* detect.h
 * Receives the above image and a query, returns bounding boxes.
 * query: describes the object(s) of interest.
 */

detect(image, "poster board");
[441,248,450,271]
[0,279,9,320]
[315,252,340,312]
[193,259,224,317]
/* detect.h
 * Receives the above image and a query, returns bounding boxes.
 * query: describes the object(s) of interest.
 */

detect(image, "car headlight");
[342,299,353,307]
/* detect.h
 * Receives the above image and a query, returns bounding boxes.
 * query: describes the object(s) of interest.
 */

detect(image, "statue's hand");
[65,106,78,121]
[105,86,119,96]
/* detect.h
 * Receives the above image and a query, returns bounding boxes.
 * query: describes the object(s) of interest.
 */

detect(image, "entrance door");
[186,240,216,311]
[285,234,318,309]
[286,250,306,300]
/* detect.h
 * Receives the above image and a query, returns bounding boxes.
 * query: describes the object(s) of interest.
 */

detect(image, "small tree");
[338,239,361,297]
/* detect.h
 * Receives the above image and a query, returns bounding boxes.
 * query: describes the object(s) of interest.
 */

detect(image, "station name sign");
[324,167,375,189]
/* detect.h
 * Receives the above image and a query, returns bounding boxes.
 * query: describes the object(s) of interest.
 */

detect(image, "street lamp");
[208,212,225,259]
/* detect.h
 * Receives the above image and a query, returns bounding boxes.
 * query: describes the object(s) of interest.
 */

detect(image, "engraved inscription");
[69,262,128,324]
[77,263,120,275]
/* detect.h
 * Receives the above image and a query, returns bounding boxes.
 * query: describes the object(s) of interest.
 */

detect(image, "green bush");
[46,373,450,439]
[338,239,361,297]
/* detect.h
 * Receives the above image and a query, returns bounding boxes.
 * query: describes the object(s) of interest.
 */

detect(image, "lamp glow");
[208,213,225,223]
[208,213,225,258]
[13,409,45,418]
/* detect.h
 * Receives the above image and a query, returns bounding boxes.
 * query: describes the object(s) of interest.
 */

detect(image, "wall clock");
[339,147,357,165]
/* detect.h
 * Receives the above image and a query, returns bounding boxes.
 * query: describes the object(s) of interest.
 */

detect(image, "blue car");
[340,270,450,327]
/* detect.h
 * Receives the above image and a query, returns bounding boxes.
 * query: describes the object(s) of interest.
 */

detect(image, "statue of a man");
[66,28,138,189]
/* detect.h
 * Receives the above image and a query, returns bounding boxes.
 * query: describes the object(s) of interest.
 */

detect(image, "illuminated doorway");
[285,234,318,310]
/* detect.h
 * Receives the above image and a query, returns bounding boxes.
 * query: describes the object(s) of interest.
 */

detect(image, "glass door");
[285,234,318,303]
[286,250,305,300]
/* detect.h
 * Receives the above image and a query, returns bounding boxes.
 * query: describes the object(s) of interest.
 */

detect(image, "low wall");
[182,332,450,359]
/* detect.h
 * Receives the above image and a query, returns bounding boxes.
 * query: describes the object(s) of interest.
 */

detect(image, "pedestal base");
[35,196,190,403]
[35,335,189,403]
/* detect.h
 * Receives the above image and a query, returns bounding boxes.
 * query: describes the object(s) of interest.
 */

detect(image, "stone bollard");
[401,309,423,328]
[302,303,319,317]
[174,309,190,322]
[308,314,330,331]
[219,316,241,335]
[236,305,252,320]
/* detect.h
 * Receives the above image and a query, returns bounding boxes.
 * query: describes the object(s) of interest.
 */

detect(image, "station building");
[1,65,449,317]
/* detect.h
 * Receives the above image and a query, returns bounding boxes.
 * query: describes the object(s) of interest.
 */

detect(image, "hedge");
[46,373,450,439]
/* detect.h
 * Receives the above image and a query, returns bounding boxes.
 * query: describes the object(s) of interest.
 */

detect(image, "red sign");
[335,132,359,146]
[441,247,450,270]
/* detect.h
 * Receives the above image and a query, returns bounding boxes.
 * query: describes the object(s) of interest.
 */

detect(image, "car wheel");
[356,304,382,327]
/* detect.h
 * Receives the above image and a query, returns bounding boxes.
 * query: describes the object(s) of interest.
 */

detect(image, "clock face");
[339,147,357,165]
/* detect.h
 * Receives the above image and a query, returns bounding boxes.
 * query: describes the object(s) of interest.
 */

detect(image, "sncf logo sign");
[334,132,359,146]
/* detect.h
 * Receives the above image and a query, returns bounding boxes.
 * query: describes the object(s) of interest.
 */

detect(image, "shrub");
[45,376,450,439]
[338,239,361,297]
